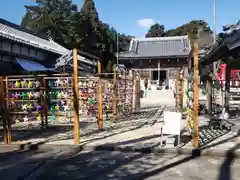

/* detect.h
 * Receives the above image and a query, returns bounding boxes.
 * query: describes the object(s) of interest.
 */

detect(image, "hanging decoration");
[102,79,114,118]
[78,78,98,117]
[5,72,135,128]
[46,77,98,122]
[186,71,195,137]
[6,77,44,128]
[116,73,133,115]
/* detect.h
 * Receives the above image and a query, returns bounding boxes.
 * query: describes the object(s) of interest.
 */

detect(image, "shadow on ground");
[198,125,231,148]
[117,109,158,121]
[0,135,239,180]
[0,107,163,145]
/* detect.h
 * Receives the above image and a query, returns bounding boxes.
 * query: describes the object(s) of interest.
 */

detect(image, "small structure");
[118,36,191,89]
[200,22,240,117]
[0,18,97,144]
[0,18,96,75]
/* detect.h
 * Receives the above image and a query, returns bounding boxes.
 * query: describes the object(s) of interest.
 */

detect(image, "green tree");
[21,0,78,47]
[145,23,165,37]
[21,0,132,72]
[164,20,212,42]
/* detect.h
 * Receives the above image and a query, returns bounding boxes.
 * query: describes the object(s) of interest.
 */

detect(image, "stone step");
[166,137,175,144]
[161,136,178,148]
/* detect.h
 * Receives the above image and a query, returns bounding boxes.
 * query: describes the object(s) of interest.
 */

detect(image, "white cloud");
[136,18,155,28]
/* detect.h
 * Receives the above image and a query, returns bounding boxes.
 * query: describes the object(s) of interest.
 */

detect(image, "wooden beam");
[193,43,199,148]
[224,65,231,112]
[5,77,12,143]
[0,76,8,144]
[73,48,80,144]
[113,64,117,119]
[97,61,103,131]
[206,78,212,114]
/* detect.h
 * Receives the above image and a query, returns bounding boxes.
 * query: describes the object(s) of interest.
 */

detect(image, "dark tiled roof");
[0,18,97,70]
[200,22,240,66]
[118,35,191,59]
[0,18,68,55]
[55,51,97,68]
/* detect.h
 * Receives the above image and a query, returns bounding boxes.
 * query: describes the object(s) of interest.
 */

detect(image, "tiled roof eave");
[0,30,66,55]
[119,54,190,60]
[55,50,97,68]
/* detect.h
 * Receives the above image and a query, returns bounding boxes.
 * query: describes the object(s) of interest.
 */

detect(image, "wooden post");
[181,74,185,110]
[179,69,184,110]
[43,78,48,129]
[135,73,141,112]
[73,48,80,144]
[206,78,212,114]
[124,71,127,113]
[193,43,199,148]
[132,71,136,112]
[0,76,7,144]
[175,74,179,110]
[5,77,12,143]
[113,64,117,119]
[224,64,230,113]
[0,77,3,105]
[137,79,141,112]
[97,61,103,131]
[40,78,44,130]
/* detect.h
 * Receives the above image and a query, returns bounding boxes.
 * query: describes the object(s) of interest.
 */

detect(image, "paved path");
[141,89,175,107]
[0,90,240,179]
[0,148,72,180]
[18,150,240,180]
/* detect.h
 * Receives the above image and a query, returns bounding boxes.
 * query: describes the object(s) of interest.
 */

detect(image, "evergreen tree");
[21,0,133,72]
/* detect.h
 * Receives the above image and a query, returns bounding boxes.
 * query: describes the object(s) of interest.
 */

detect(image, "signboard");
[162,111,181,135]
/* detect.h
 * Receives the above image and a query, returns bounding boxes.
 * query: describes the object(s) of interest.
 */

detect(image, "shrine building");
[0,18,97,75]
[118,36,192,89]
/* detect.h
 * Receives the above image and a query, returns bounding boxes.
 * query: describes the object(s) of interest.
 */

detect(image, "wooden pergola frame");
[73,49,102,144]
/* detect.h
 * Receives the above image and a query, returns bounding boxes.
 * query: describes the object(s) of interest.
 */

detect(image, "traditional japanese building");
[0,18,96,75]
[118,36,191,89]
[200,22,240,117]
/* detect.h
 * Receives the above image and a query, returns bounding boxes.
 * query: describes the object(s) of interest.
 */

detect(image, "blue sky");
[0,0,239,37]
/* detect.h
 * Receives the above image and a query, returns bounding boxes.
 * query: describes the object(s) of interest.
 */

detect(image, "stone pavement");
[141,89,175,107]
[19,150,240,180]
[0,148,78,180]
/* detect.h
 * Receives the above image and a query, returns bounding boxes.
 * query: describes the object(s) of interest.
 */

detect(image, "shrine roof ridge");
[118,35,191,59]
[0,18,68,55]
[133,35,189,42]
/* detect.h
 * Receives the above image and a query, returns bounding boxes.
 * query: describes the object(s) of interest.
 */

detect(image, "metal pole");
[113,64,117,119]
[212,0,219,109]
[117,34,119,65]
[158,61,160,86]
[97,61,103,131]
[213,0,216,45]
[213,0,217,74]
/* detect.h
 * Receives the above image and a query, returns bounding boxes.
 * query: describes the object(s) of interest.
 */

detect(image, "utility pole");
[117,34,119,65]
[207,0,217,112]
[213,0,217,75]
